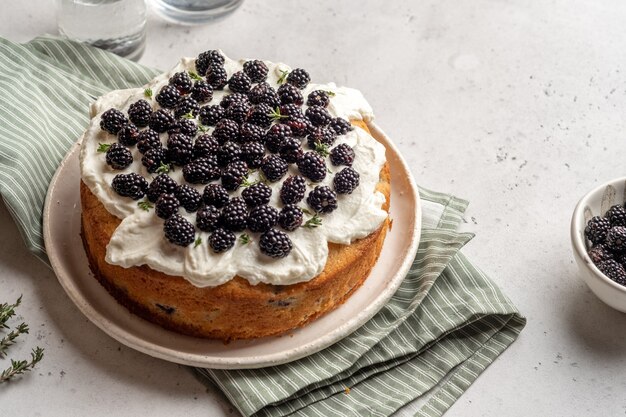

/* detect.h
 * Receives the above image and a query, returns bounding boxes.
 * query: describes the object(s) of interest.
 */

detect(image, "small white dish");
[571,177,626,312]
[43,122,422,369]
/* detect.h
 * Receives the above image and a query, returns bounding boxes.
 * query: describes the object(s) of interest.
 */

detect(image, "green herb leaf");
[97,143,112,153]
[303,213,323,228]
[0,296,21,330]
[182,112,195,120]
[313,141,330,157]
[155,162,171,174]
[277,69,289,84]
[301,208,314,216]
[268,107,288,122]
[198,124,210,133]
[0,323,28,358]
[194,237,202,248]
[239,233,251,244]
[138,201,153,211]
[144,88,153,98]
[188,71,202,81]
[241,176,259,188]
[0,347,44,383]
[324,90,336,97]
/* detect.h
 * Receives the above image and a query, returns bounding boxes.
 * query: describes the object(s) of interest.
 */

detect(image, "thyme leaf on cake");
[182,112,195,120]
[198,124,210,133]
[194,237,202,248]
[143,88,153,98]
[0,347,44,383]
[137,200,153,211]
[303,214,323,228]
[188,71,202,81]
[97,143,112,153]
[268,106,288,122]
[155,162,171,174]
[325,90,336,97]
[313,141,330,157]
[239,233,251,244]
[277,69,289,84]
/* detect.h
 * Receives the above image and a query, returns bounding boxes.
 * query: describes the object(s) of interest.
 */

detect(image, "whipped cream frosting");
[79,54,388,287]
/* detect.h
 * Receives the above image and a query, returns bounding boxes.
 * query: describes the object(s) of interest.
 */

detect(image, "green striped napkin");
[0,36,525,417]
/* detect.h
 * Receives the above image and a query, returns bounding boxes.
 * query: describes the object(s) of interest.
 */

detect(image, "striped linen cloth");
[0,36,525,417]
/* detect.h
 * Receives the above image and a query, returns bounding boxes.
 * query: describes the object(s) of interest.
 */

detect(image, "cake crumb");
[388,218,394,230]
[344,387,351,395]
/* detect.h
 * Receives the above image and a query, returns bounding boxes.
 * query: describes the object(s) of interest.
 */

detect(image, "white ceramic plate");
[43,122,421,369]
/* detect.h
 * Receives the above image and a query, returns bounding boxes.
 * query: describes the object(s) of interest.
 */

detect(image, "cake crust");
[81,121,391,340]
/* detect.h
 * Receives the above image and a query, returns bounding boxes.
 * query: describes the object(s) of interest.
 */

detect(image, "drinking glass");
[150,0,244,25]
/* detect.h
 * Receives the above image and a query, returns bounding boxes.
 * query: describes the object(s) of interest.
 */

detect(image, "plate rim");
[43,121,421,369]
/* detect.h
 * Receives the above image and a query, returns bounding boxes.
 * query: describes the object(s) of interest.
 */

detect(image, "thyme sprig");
[268,107,288,122]
[313,141,330,157]
[239,233,251,244]
[277,69,289,84]
[155,162,171,174]
[303,213,323,228]
[0,348,44,383]
[194,237,202,248]
[188,71,202,81]
[0,323,28,358]
[144,88,153,98]
[0,296,21,329]
[138,200,153,211]
[97,143,111,153]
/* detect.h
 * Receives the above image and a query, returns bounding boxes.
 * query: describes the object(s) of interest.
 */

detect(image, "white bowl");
[571,177,626,312]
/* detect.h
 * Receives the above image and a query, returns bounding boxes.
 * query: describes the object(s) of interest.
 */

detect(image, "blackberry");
[242,182,272,207]
[239,122,264,143]
[280,136,304,163]
[176,184,202,212]
[259,229,292,258]
[128,99,152,127]
[213,119,240,144]
[183,156,220,184]
[156,84,181,109]
[117,123,139,146]
[149,109,175,133]
[221,160,248,191]
[196,50,225,76]
[305,105,331,127]
[279,103,303,118]
[280,176,306,204]
[248,82,279,107]
[111,173,148,200]
[606,205,626,227]
[190,80,213,103]
[585,216,610,245]
[329,117,353,135]
[598,259,626,286]
[283,115,311,137]
[243,59,269,82]
[278,204,303,231]
[306,126,336,149]
[155,194,180,219]
[246,103,273,128]
[297,151,327,182]
[193,134,220,159]
[196,204,222,232]
[209,228,236,253]
[206,65,228,90]
[147,174,178,202]
[588,244,613,264]
[141,146,168,173]
[228,71,252,94]
[225,100,251,124]
[277,83,303,105]
[334,166,360,194]
[105,143,133,170]
[217,141,242,166]
[167,119,198,138]
[330,143,355,166]
[307,186,338,214]
[198,105,224,126]
[248,205,279,233]
[167,133,193,166]
[174,96,200,119]
[261,154,288,183]
[164,214,196,247]
[169,71,193,94]
[606,226,626,252]
[221,197,248,231]
[306,90,330,108]
[203,184,229,208]
[240,142,265,168]
[286,68,310,89]
[137,129,162,154]
[100,108,128,134]
[220,92,250,109]
[264,124,292,153]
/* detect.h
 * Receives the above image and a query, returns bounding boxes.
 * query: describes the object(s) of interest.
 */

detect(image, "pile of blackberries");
[585,204,626,285]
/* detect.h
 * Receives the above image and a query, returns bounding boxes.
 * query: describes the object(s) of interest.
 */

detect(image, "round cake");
[79,51,390,340]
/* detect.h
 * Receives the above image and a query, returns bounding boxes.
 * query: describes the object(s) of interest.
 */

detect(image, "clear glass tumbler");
[150,0,244,25]
[57,0,147,61]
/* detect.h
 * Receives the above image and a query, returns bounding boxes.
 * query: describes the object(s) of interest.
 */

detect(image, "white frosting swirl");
[79,54,387,287]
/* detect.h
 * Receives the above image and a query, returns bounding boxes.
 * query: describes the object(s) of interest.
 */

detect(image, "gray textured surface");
[2,1,626,415]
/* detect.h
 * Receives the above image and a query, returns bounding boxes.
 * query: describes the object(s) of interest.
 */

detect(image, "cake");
[79,51,390,340]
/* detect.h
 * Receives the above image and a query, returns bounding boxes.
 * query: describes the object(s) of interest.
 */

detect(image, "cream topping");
[79,54,387,287]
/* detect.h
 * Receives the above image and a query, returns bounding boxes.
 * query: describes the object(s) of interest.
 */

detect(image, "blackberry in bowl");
[572,177,626,312]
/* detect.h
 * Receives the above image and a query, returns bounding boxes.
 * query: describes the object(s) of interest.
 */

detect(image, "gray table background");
[2,1,626,415]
